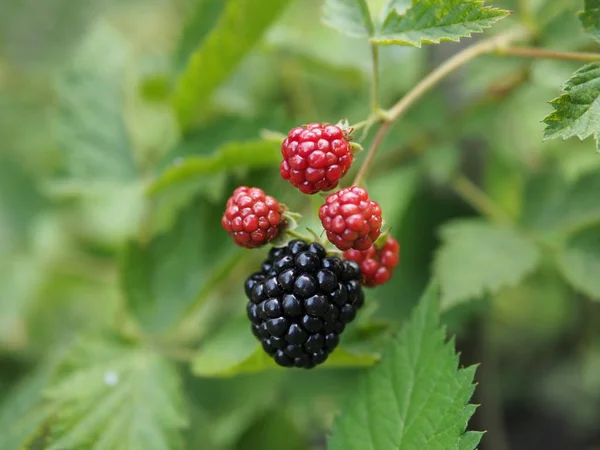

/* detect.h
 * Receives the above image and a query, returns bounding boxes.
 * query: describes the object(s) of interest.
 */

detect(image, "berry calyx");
[319,186,382,251]
[344,236,400,287]
[280,123,353,194]
[244,240,365,369]
[222,186,285,248]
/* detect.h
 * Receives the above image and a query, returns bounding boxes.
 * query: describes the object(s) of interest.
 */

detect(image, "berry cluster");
[221,122,400,369]
[244,240,364,368]
[344,236,400,287]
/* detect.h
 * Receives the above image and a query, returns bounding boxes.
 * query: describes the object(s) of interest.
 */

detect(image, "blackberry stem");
[353,26,529,186]
[496,47,600,62]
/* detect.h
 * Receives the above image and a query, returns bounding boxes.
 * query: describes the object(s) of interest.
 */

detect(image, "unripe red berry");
[280,123,353,194]
[344,236,400,287]
[319,186,382,251]
[222,186,284,248]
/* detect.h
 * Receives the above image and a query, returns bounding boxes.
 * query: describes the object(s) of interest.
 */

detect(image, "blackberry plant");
[2,0,600,449]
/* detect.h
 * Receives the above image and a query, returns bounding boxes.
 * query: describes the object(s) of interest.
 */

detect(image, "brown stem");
[352,27,529,186]
[497,47,600,62]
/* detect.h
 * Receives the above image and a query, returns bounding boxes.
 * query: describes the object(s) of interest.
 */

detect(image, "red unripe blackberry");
[222,186,284,248]
[319,186,382,251]
[344,236,400,287]
[280,123,353,194]
[244,240,364,369]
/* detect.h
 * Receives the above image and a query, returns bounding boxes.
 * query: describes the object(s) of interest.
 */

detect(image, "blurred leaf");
[492,266,574,346]
[0,363,54,450]
[55,21,137,181]
[321,0,374,37]
[121,196,235,334]
[557,227,600,300]
[236,410,308,450]
[192,314,378,377]
[0,256,44,350]
[328,283,482,450]
[484,152,523,220]
[420,144,460,184]
[0,154,45,252]
[0,0,101,68]
[373,0,510,47]
[435,219,540,309]
[543,62,600,152]
[366,164,420,229]
[552,171,600,234]
[45,336,187,450]
[579,0,600,43]
[149,139,281,195]
[171,0,291,128]
[522,171,600,236]
[174,0,226,70]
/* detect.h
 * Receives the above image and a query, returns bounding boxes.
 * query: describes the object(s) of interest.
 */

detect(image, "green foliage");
[543,62,600,151]
[0,154,45,252]
[192,314,378,377]
[149,139,282,194]
[121,197,236,334]
[558,227,600,300]
[522,171,600,236]
[373,0,510,47]
[236,411,309,450]
[435,219,540,309]
[328,284,482,450]
[0,363,54,450]
[3,0,600,448]
[55,22,138,182]
[321,0,375,37]
[45,336,188,450]
[579,0,600,42]
[0,0,100,67]
[171,0,291,128]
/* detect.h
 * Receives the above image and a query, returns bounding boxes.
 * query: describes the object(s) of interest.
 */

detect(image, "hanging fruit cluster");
[222,122,400,369]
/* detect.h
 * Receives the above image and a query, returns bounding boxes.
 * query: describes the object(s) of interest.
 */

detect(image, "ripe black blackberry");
[244,240,364,369]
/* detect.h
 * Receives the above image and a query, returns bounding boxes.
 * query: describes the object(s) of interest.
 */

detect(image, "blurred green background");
[1,0,600,449]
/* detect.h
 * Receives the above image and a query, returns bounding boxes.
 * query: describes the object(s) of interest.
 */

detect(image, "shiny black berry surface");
[244,240,364,369]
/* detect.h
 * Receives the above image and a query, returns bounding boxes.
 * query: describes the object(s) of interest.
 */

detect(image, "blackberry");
[244,240,364,369]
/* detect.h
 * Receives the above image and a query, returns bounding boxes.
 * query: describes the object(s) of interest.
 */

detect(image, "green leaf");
[174,0,226,70]
[236,410,309,450]
[579,0,600,43]
[521,171,600,236]
[551,171,600,234]
[380,0,411,21]
[543,62,600,151]
[0,0,99,67]
[366,164,420,229]
[322,0,375,37]
[46,336,188,450]
[192,314,378,377]
[0,363,55,450]
[373,0,510,47]
[328,283,481,450]
[55,21,137,181]
[435,219,540,309]
[149,139,281,195]
[0,154,45,252]
[171,0,291,128]
[557,227,600,300]
[121,196,236,334]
